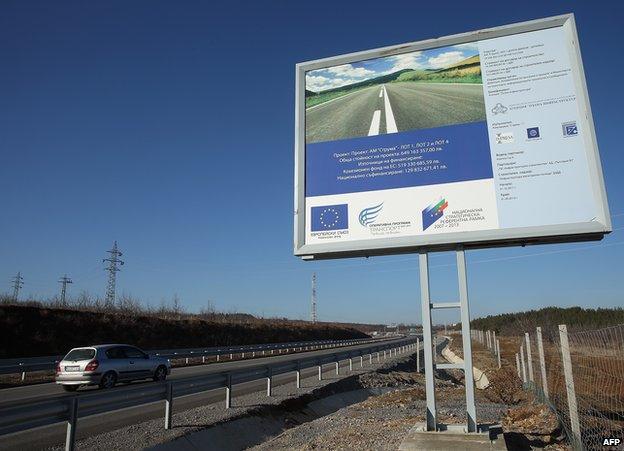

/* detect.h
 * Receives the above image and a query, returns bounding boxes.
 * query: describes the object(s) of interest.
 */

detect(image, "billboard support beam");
[419,248,477,433]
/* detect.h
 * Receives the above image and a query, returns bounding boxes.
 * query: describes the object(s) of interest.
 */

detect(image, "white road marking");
[368,110,381,136]
[382,85,398,133]
[379,88,383,98]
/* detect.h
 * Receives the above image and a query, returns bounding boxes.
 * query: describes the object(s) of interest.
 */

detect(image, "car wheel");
[153,365,167,382]
[62,385,80,392]
[99,371,117,389]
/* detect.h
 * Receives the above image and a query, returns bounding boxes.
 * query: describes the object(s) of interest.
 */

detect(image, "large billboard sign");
[294,15,610,259]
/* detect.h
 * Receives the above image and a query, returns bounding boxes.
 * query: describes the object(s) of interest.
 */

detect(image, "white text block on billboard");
[295,16,610,258]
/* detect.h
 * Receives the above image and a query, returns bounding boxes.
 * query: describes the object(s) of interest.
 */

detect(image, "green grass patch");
[306,89,357,108]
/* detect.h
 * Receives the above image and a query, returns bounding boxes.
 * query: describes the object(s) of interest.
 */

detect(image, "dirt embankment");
[0,305,368,358]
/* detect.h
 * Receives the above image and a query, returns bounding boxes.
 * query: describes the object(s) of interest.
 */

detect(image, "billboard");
[294,15,610,259]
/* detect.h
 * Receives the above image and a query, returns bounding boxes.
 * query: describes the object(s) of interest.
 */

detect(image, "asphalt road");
[0,337,414,450]
[306,82,486,144]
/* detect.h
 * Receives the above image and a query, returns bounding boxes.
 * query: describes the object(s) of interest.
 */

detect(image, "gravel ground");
[250,371,508,450]
[50,351,414,451]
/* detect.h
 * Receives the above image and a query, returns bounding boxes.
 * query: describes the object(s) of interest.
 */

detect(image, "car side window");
[105,347,125,359]
[122,346,147,359]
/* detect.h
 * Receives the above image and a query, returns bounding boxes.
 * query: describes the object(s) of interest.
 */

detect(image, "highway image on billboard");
[301,23,610,252]
[306,44,485,144]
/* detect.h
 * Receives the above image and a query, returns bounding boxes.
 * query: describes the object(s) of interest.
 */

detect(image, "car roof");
[67,344,139,350]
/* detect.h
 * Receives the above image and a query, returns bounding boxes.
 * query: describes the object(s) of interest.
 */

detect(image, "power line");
[103,241,124,306]
[58,275,73,306]
[11,272,24,301]
[311,272,317,323]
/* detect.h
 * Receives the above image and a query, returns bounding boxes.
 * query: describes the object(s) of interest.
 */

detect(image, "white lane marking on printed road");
[379,88,383,98]
[382,85,398,133]
[368,110,381,136]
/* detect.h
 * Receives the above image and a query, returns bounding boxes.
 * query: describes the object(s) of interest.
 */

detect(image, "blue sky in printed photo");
[306,43,480,93]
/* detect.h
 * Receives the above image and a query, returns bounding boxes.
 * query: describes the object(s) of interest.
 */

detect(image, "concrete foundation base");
[399,423,507,451]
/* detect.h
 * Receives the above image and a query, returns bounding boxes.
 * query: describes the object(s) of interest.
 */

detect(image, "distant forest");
[469,306,624,335]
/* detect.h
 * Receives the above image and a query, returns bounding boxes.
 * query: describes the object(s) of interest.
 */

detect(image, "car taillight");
[55,363,61,374]
[85,360,99,371]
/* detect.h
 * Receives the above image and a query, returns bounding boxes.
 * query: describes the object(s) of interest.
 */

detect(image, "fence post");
[225,374,232,409]
[164,382,173,430]
[536,326,549,401]
[369,354,372,365]
[520,344,527,384]
[349,358,353,371]
[318,364,322,381]
[492,331,497,356]
[416,341,420,372]
[360,355,363,368]
[65,397,78,451]
[525,332,534,384]
[335,361,339,375]
[496,339,501,369]
[515,353,520,378]
[559,324,581,447]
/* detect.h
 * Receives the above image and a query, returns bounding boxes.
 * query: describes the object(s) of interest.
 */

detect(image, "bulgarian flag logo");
[422,198,448,231]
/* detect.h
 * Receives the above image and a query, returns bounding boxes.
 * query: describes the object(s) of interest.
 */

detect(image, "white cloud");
[428,51,466,69]
[387,52,423,72]
[326,64,375,79]
[305,74,345,92]
[453,42,479,52]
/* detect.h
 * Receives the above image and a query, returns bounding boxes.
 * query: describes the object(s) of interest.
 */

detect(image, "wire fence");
[502,324,624,450]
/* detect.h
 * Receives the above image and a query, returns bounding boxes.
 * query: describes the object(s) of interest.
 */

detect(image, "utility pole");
[103,241,124,306]
[311,272,317,323]
[58,275,73,306]
[11,272,24,301]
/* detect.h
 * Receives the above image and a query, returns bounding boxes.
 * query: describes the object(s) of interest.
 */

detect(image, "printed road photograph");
[305,43,487,144]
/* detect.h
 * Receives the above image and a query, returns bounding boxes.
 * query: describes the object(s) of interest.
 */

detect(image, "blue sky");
[1,0,623,325]
[307,43,480,92]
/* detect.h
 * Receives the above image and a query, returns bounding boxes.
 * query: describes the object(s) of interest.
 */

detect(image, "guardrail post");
[335,360,339,375]
[349,358,353,371]
[559,324,581,447]
[266,368,272,396]
[369,354,372,364]
[230,353,233,359]
[225,374,232,408]
[242,352,245,359]
[64,397,78,451]
[164,382,173,430]
[252,351,255,358]
[377,352,380,363]
[360,355,363,368]
[383,350,386,360]
[217,354,220,362]
[296,364,301,389]
[318,364,322,381]
[536,326,549,400]
[185,357,189,365]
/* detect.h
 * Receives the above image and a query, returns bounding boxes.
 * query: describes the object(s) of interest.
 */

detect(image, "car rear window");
[64,348,95,361]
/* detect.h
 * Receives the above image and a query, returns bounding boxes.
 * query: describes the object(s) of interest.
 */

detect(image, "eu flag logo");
[311,204,348,231]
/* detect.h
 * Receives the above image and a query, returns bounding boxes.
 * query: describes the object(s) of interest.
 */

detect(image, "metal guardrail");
[0,336,394,377]
[0,337,419,451]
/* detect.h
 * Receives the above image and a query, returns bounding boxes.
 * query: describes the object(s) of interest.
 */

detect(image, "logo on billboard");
[495,132,514,144]
[311,204,348,231]
[491,103,508,115]
[422,198,448,231]
[359,203,384,227]
[562,121,578,137]
[527,127,540,139]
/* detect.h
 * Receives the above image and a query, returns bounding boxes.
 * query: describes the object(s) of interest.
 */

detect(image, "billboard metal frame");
[294,14,611,260]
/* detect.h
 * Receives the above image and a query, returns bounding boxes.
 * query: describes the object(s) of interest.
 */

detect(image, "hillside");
[470,306,624,335]
[0,304,370,358]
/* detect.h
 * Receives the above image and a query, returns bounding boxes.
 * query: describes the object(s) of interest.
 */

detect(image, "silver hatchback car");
[55,344,171,392]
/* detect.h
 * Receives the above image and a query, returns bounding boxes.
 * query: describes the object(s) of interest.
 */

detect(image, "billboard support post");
[420,248,477,433]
